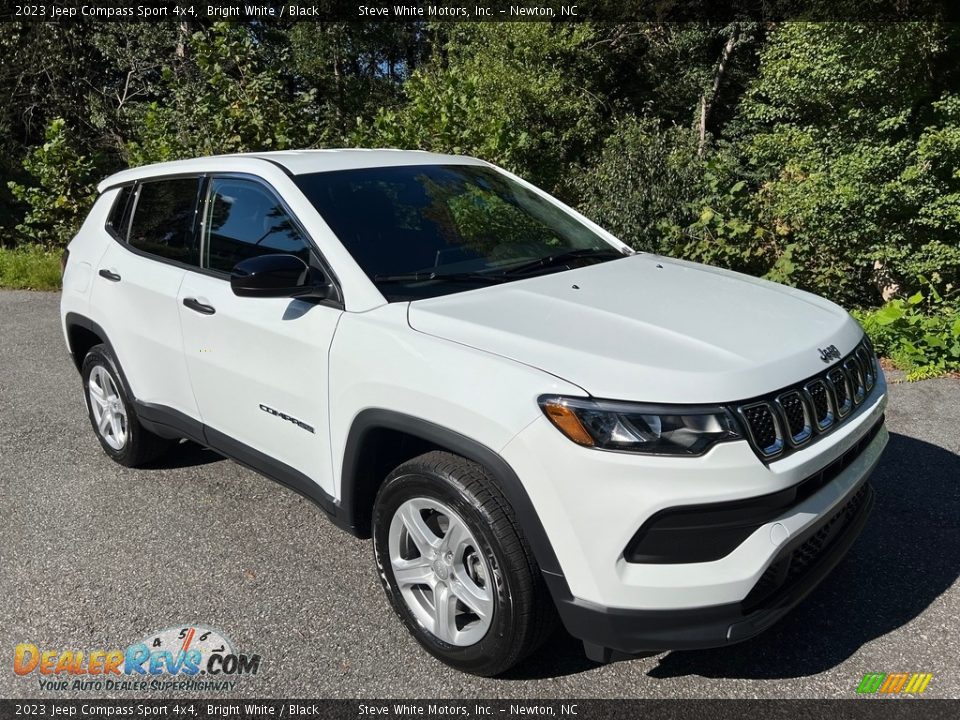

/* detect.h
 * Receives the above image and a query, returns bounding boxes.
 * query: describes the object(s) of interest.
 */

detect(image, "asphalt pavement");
[1,290,958,699]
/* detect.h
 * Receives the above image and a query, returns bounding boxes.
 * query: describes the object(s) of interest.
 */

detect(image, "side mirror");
[230,254,331,300]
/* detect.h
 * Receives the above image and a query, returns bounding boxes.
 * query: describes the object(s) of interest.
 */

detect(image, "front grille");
[743,481,871,612]
[844,358,866,404]
[735,339,878,460]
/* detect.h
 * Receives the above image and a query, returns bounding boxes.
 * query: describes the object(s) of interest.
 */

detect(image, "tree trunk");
[330,27,345,132]
[175,22,189,60]
[698,26,739,157]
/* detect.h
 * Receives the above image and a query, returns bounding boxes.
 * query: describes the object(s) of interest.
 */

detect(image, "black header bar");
[3,0,960,23]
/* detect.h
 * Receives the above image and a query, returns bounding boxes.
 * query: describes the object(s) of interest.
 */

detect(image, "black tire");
[372,450,558,676]
[80,344,172,467]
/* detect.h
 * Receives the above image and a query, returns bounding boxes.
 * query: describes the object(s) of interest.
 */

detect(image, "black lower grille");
[624,416,883,565]
[743,481,871,612]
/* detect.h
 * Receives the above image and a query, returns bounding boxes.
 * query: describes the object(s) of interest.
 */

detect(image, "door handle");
[98,269,121,282]
[183,297,216,315]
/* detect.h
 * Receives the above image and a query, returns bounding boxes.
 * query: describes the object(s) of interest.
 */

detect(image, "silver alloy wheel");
[88,364,128,451]
[388,497,495,646]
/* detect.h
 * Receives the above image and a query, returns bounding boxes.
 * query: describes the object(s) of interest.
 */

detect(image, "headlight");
[538,395,742,456]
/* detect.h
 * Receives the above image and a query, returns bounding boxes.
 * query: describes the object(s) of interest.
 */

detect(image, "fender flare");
[340,408,565,578]
[64,312,131,389]
[64,312,113,363]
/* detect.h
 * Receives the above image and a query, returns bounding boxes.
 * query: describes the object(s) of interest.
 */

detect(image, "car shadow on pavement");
[646,431,959,680]
[503,628,599,679]
[506,431,959,681]
[143,439,224,470]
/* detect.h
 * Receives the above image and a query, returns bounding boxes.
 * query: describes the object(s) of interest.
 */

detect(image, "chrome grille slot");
[803,379,834,431]
[734,339,879,460]
[775,390,812,446]
[856,345,876,391]
[844,357,866,405]
[827,367,852,418]
[738,402,783,457]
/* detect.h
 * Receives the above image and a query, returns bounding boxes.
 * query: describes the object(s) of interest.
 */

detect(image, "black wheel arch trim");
[65,312,115,370]
[65,313,141,405]
[340,408,566,579]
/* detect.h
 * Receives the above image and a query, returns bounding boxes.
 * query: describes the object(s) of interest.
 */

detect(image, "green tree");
[728,22,960,305]
[288,22,431,141]
[355,22,605,194]
[7,118,99,247]
[127,23,320,164]
[574,117,705,251]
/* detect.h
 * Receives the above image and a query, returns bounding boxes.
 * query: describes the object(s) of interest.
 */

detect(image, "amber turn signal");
[541,400,595,447]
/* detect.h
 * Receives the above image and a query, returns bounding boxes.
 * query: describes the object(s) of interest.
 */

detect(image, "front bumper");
[548,478,874,657]
[499,374,888,652]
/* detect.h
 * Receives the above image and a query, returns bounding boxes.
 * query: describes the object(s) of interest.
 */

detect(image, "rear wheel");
[372,451,557,676]
[81,344,172,467]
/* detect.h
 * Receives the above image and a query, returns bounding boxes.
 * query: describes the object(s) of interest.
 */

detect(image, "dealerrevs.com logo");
[13,625,261,693]
[856,672,934,696]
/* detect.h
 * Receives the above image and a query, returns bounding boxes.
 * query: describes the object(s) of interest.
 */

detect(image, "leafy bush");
[6,118,99,248]
[355,22,604,194]
[659,150,777,281]
[0,244,62,290]
[853,280,960,380]
[574,118,706,253]
[126,23,318,165]
[728,23,960,307]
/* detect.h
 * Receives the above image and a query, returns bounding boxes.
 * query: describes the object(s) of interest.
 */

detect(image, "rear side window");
[128,178,201,265]
[106,185,134,239]
[203,177,311,273]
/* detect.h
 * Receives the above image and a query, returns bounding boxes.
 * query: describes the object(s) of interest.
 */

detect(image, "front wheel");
[372,451,557,676]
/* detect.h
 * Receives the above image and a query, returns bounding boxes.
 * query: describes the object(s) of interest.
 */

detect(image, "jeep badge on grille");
[818,345,842,363]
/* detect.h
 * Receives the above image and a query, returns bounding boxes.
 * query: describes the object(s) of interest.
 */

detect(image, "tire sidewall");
[373,470,520,675]
[81,345,140,465]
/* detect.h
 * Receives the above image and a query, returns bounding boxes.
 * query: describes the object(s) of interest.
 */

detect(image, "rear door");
[177,175,342,496]
[89,177,204,420]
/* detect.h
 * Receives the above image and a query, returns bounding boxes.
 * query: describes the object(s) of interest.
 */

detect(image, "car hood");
[406,254,865,404]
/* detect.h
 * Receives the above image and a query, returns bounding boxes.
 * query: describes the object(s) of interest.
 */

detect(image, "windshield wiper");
[372,248,627,285]
[498,247,627,277]
[372,270,507,284]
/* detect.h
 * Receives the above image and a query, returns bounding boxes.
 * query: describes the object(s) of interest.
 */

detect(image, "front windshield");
[294,164,626,301]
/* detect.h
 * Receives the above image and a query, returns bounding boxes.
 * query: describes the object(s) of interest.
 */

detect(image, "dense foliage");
[853,280,960,379]
[2,20,958,374]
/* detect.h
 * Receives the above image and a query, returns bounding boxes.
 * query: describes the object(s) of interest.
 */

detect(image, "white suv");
[60,150,888,675]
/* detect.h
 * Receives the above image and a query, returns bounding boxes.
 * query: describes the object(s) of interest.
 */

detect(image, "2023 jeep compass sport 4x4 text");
[61,150,888,675]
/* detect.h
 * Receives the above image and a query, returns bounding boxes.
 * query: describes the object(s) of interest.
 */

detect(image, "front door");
[177,176,341,496]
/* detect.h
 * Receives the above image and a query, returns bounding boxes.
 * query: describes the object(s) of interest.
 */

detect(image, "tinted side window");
[128,178,201,265]
[204,178,311,273]
[106,185,134,239]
